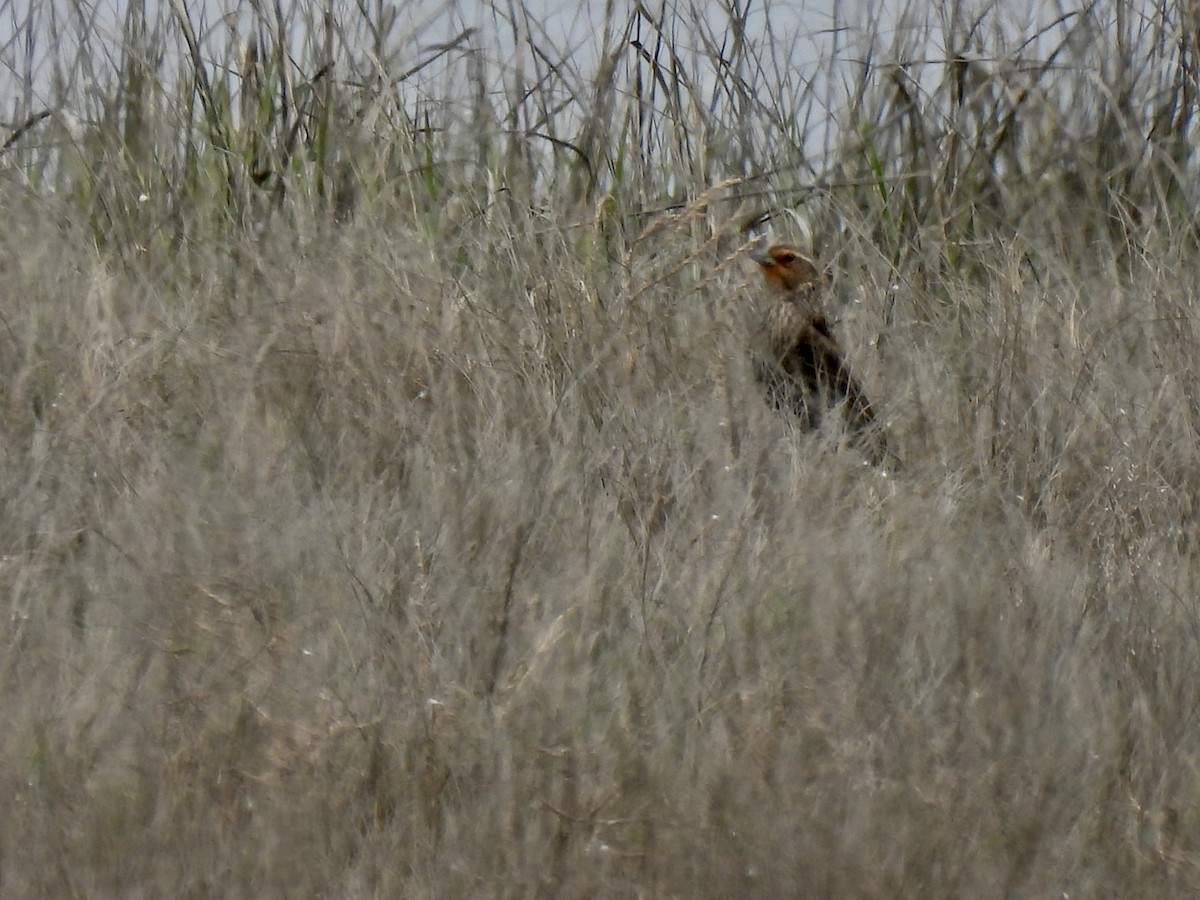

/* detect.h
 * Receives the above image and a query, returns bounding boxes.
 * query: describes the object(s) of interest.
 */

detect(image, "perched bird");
[749,244,888,464]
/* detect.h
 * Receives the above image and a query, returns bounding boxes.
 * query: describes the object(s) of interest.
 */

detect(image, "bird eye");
[778,252,796,263]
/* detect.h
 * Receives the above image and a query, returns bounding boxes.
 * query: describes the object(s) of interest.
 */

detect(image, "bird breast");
[761,293,825,362]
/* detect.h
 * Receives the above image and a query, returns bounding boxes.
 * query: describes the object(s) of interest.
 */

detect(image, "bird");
[748,243,889,465]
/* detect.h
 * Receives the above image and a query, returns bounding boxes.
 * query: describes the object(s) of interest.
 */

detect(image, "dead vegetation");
[2,0,1200,895]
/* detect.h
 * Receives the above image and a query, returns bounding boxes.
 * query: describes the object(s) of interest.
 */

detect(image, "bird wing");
[783,323,877,435]
[753,294,892,466]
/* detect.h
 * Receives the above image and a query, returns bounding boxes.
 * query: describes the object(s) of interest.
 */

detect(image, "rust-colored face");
[750,245,822,294]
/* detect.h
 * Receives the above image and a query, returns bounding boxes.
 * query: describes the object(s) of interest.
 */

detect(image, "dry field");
[2,0,1200,896]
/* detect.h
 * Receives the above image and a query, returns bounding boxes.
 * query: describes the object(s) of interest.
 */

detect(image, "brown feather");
[749,244,888,464]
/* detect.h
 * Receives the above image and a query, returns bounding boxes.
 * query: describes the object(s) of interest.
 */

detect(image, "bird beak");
[749,247,773,266]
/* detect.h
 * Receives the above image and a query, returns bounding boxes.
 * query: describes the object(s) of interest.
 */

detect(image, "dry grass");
[3,0,1200,896]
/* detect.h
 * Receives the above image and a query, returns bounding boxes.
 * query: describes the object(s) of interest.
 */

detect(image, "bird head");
[750,244,824,295]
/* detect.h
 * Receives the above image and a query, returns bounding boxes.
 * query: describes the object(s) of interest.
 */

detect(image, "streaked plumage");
[749,244,888,464]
